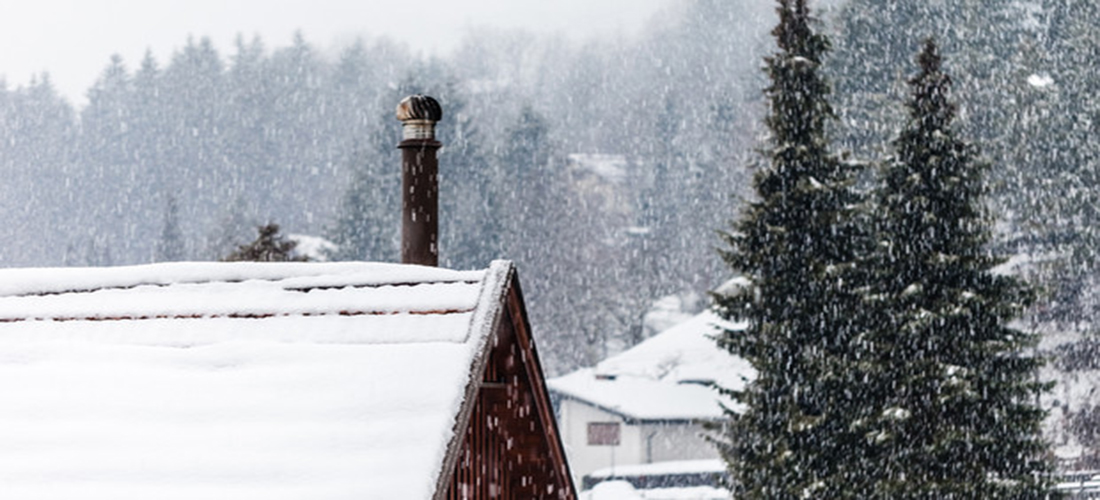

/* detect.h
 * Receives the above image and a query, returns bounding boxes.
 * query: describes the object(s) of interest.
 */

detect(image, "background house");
[0,260,574,500]
[547,312,753,484]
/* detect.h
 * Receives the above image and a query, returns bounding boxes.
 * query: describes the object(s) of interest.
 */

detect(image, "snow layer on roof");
[0,261,483,298]
[588,459,725,479]
[0,261,506,500]
[596,312,751,391]
[636,486,729,500]
[581,480,728,500]
[549,312,752,420]
[550,369,728,421]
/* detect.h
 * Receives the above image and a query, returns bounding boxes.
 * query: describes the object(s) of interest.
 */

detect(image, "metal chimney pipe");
[396,95,443,267]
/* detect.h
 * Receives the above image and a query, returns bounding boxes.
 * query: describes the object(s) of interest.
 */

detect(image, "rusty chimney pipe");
[396,94,443,267]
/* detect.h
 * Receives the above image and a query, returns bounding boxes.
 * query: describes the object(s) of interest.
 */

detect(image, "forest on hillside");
[0,1,769,373]
[3,0,1100,428]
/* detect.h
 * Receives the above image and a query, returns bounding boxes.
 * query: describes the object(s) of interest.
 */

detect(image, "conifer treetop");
[773,0,830,62]
[907,38,956,133]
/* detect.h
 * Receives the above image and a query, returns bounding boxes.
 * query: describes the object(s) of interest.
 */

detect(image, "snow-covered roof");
[548,312,753,421]
[580,480,728,500]
[596,312,751,389]
[588,459,725,479]
[550,369,728,421]
[0,260,512,500]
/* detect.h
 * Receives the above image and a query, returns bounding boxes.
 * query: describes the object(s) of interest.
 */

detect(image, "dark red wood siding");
[443,298,574,500]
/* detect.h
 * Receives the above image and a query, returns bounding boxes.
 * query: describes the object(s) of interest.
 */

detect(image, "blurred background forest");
[0,0,770,373]
[2,0,1100,413]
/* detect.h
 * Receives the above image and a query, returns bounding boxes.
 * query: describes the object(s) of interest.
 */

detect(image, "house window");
[587,422,620,446]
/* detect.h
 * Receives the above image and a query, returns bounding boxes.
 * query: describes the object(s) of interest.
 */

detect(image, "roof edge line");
[0,308,476,323]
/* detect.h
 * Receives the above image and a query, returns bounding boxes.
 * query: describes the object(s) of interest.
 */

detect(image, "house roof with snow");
[580,480,729,500]
[587,459,726,480]
[548,312,753,423]
[0,260,574,500]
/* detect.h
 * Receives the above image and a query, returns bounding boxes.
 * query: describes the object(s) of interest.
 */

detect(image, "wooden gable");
[438,268,576,500]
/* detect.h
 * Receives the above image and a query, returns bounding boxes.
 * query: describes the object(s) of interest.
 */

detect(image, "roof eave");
[550,390,723,425]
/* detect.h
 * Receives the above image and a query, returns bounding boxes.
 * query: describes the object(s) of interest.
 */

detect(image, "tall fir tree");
[82,54,133,171]
[3,74,79,266]
[713,0,872,497]
[155,195,186,262]
[82,55,148,261]
[224,34,273,211]
[866,39,1054,498]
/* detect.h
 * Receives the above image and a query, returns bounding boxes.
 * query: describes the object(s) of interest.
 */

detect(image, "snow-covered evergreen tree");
[713,0,872,497]
[865,39,1054,498]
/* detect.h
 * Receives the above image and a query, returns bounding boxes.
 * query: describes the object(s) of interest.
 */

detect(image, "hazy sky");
[0,0,675,106]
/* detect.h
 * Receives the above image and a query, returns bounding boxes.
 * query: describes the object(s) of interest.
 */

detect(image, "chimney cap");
[396,94,443,122]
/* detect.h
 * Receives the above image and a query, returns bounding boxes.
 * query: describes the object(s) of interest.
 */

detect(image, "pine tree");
[82,54,133,171]
[4,74,79,266]
[160,36,226,231]
[223,34,273,214]
[713,1,872,497]
[222,223,306,262]
[155,195,186,262]
[866,39,1054,498]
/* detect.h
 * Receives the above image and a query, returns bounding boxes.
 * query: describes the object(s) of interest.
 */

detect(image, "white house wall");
[560,398,644,480]
[639,422,718,464]
[558,398,719,482]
